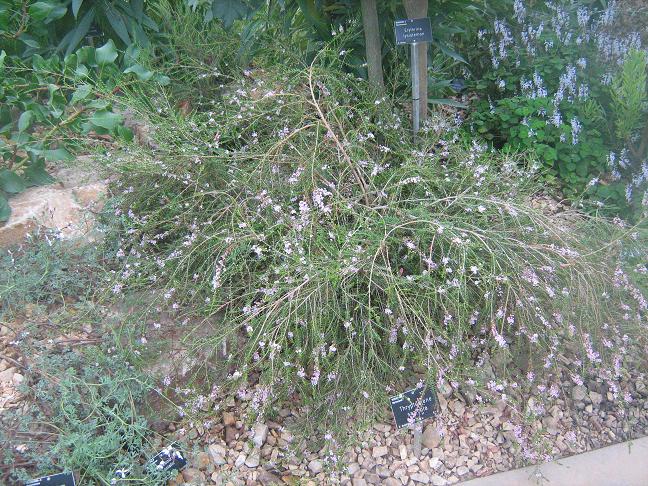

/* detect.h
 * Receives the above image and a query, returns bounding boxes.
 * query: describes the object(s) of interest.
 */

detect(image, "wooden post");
[360,0,385,93]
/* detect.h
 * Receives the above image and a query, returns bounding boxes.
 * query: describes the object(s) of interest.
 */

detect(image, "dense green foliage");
[0,0,160,56]
[1,344,161,484]
[467,2,648,215]
[0,1,169,221]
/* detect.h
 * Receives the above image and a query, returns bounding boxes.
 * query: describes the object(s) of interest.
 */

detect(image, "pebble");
[308,459,323,474]
[234,454,246,468]
[589,391,603,406]
[0,367,16,383]
[208,443,227,466]
[572,385,587,401]
[430,475,447,486]
[422,426,441,449]
[411,471,430,483]
[399,444,408,460]
[182,468,205,484]
[195,451,210,469]
[223,411,236,426]
[245,449,260,468]
[225,425,238,443]
[372,446,388,457]
[252,423,269,448]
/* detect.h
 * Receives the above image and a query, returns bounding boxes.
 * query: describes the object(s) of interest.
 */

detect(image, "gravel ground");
[2,307,647,486]
[157,360,648,486]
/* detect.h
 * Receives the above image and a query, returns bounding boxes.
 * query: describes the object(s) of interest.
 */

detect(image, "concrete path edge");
[459,436,648,486]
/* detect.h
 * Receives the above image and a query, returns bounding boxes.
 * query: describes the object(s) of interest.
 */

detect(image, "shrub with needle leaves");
[107,52,647,434]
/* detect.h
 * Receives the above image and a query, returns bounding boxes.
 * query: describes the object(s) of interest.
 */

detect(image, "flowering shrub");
[107,53,647,435]
[469,1,647,216]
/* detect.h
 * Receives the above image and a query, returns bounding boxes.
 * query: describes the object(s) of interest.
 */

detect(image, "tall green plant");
[610,49,647,145]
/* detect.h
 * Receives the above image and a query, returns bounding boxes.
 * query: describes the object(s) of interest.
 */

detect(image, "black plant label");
[390,386,439,429]
[25,472,76,486]
[146,444,187,474]
[394,18,433,45]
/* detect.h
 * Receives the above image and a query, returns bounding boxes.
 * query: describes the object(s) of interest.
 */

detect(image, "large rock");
[245,449,260,468]
[252,423,269,448]
[0,162,108,247]
[422,425,441,449]
[181,468,206,485]
[208,443,227,466]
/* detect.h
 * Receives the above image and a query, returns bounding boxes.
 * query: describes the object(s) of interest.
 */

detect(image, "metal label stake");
[412,420,423,457]
[410,42,420,135]
[394,17,432,136]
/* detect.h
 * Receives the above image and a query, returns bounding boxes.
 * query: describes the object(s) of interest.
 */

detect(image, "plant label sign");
[146,444,187,474]
[394,18,433,45]
[25,472,76,486]
[390,386,439,429]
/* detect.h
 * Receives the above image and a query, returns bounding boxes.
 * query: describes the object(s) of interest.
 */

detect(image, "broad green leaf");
[96,40,118,66]
[0,194,9,222]
[131,0,144,19]
[140,12,158,32]
[43,148,74,162]
[0,170,27,194]
[212,0,251,29]
[72,0,83,18]
[19,34,40,48]
[29,2,67,23]
[18,111,33,132]
[437,43,467,64]
[62,7,95,56]
[90,110,123,130]
[124,44,141,65]
[116,124,134,142]
[85,99,109,110]
[23,159,55,186]
[75,64,89,77]
[104,4,131,45]
[0,50,5,68]
[154,74,171,86]
[124,64,153,81]
[0,7,9,32]
[71,84,92,103]
[296,0,330,40]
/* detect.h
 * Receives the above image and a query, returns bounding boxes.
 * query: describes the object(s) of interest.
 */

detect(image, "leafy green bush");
[611,50,648,144]
[183,0,487,102]
[0,231,103,314]
[0,0,172,221]
[0,38,169,221]
[1,345,165,485]
[468,1,647,216]
[0,0,160,57]
[107,53,647,432]
[471,95,612,195]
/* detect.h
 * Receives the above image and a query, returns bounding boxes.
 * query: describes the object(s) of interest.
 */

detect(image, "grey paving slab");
[460,436,648,486]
